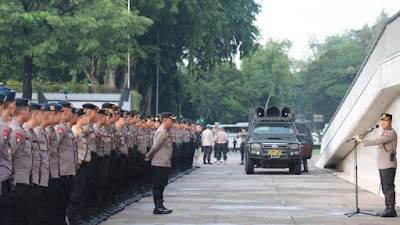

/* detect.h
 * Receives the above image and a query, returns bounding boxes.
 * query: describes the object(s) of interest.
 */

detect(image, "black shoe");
[203,162,207,164]
[379,205,397,217]
[153,200,173,214]
[239,161,244,165]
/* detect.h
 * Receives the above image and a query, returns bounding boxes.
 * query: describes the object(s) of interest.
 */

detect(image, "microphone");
[346,125,379,143]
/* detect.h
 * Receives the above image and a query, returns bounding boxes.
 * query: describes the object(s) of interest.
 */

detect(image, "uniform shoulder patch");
[15,132,23,145]
[58,126,64,134]
[3,129,10,140]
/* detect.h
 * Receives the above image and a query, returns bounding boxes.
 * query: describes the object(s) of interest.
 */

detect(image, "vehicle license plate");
[268,150,282,158]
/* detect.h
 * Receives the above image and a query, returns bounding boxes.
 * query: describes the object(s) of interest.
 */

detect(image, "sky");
[254,0,400,60]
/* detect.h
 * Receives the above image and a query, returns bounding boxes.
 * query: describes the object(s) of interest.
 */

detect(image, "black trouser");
[379,168,396,205]
[40,178,63,225]
[10,183,32,225]
[119,154,128,190]
[203,146,212,163]
[32,185,46,225]
[221,143,228,161]
[152,166,171,202]
[0,179,12,225]
[240,142,245,161]
[215,143,222,161]
[70,162,91,208]
[59,176,74,224]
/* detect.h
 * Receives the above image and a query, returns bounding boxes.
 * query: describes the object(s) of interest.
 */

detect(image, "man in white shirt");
[202,124,214,164]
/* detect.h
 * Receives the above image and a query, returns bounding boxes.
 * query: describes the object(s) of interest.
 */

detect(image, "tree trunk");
[142,83,153,116]
[82,56,100,85]
[108,68,117,88]
[22,56,33,100]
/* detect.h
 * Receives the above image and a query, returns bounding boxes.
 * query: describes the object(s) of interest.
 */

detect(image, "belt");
[60,175,74,179]
[104,155,111,158]
[82,161,90,166]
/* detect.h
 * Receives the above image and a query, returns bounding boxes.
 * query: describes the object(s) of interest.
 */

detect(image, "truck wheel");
[245,159,254,174]
[288,164,294,173]
[293,160,302,175]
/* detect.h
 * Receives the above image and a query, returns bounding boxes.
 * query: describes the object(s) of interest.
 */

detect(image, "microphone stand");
[345,131,378,217]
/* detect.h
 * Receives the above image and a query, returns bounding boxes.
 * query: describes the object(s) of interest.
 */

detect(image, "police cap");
[160,112,176,120]
[49,103,64,112]
[381,113,393,121]
[0,87,16,102]
[58,100,72,108]
[30,102,44,111]
[83,103,99,111]
[15,98,30,107]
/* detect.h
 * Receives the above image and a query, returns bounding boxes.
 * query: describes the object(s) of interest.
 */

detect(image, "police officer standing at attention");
[9,98,33,225]
[354,113,397,217]
[145,112,176,214]
[0,88,15,225]
[55,100,76,224]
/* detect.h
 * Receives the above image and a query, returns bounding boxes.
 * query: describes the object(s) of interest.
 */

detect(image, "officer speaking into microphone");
[354,113,397,217]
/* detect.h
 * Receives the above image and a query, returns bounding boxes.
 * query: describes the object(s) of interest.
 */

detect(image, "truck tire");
[293,160,302,175]
[245,158,254,174]
[289,164,294,173]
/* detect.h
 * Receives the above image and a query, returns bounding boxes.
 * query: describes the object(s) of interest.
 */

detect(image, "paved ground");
[103,153,400,225]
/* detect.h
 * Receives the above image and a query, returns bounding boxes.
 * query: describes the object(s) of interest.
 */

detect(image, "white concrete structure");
[316,12,400,200]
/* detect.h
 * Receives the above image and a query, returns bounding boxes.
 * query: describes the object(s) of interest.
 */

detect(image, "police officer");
[116,110,129,191]
[40,103,63,225]
[9,98,33,225]
[145,112,176,215]
[93,109,109,204]
[0,88,15,225]
[82,103,99,207]
[354,113,397,217]
[34,103,54,224]
[23,102,44,224]
[70,108,90,211]
[55,100,76,224]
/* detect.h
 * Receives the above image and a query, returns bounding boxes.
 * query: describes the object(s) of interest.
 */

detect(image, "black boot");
[153,200,172,214]
[379,205,397,217]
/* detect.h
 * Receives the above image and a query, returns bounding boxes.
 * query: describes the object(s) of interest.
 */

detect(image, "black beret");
[29,102,44,111]
[15,98,31,107]
[49,103,64,112]
[130,110,139,115]
[42,103,55,112]
[98,109,108,115]
[76,108,86,116]
[0,92,6,103]
[82,103,99,111]
[120,110,129,118]
[160,112,176,120]
[71,107,77,114]
[0,87,16,102]
[102,103,116,109]
[58,100,72,108]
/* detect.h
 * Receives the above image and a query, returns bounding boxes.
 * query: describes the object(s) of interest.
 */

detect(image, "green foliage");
[292,12,389,125]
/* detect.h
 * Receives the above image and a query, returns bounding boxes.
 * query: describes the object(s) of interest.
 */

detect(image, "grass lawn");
[312,149,320,155]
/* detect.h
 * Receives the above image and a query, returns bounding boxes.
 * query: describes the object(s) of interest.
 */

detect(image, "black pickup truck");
[244,106,302,175]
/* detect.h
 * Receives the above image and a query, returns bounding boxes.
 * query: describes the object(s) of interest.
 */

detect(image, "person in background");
[63,83,69,100]
[237,128,247,165]
[192,125,203,168]
[202,124,214,165]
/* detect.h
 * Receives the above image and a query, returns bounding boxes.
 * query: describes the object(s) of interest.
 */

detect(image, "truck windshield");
[252,123,295,135]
